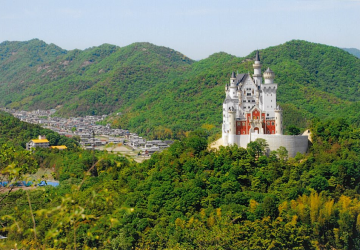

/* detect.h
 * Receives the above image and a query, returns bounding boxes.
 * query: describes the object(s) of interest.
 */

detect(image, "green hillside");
[0,39,360,139]
[0,39,193,116]
[2,112,360,249]
[112,40,360,138]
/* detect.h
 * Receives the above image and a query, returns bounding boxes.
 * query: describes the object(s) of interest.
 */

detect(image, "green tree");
[247,138,269,158]
[288,125,301,135]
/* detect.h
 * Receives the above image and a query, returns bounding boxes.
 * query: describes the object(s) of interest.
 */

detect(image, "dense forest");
[2,110,360,249]
[0,39,360,139]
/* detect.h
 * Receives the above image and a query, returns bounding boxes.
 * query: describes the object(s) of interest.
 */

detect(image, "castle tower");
[253,51,262,86]
[227,107,236,145]
[229,71,237,99]
[263,68,275,84]
[261,67,277,112]
[274,106,283,135]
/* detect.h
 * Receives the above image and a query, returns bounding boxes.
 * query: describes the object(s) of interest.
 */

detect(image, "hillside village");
[0,108,173,154]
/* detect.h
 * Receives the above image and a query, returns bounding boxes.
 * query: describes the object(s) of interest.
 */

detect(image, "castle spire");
[255,50,260,62]
[253,51,262,85]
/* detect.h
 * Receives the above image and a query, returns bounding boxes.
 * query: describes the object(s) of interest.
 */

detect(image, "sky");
[0,0,359,60]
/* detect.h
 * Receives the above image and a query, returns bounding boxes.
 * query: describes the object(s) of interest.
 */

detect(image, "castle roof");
[235,73,247,85]
[231,71,236,78]
[255,50,260,61]
[264,67,273,73]
[224,94,232,104]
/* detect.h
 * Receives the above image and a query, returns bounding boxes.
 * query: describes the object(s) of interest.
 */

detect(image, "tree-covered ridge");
[1,39,360,139]
[110,40,360,139]
[0,110,78,149]
[0,39,193,116]
[342,47,360,59]
[2,117,360,249]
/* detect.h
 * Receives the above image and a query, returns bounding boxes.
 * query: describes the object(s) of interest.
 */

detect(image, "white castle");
[222,51,308,157]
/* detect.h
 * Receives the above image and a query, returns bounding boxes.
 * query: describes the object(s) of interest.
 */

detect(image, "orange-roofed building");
[50,145,67,150]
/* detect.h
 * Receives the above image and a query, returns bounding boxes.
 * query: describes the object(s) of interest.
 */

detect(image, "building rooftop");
[31,139,49,143]
[50,145,67,150]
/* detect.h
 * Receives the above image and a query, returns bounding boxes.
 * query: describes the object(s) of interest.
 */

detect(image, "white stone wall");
[228,111,236,145]
[275,110,283,135]
[251,134,308,158]
[235,134,308,158]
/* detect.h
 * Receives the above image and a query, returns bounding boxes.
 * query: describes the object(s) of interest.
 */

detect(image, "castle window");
[272,130,274,133]
[238,131,240,135]
[252,100,255,102]
[267,130,270,134]
[267,114,269,116]
[272,122,274,125]
[243,131,245,134]
[243,100,246,102]
[237,122,240,126]
[242,122,245,126]
[267,121,270,125]
[248,100,251,102]
[247,93,251,96]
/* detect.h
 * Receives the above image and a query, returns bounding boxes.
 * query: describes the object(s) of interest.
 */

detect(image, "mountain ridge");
[0,39,359,138]
[342,47,360,59]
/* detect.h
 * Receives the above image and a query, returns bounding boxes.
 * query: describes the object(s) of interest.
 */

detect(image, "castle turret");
[229,72,237,99]
[253,51,262,86]
[275,106,283,135]
[227,107,236,145]
[263,68,275,84]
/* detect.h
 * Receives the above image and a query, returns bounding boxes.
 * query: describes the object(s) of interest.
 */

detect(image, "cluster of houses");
[2,108,128,148]
[125,133,173,155]
[3,108,173,155]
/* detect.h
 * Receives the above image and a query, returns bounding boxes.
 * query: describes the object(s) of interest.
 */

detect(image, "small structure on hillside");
[50,145,68,150]
[26,135,49,150]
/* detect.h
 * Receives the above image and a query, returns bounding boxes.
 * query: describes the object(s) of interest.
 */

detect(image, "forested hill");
[342,47,360,59]
[0,39,193,116]
[1,39,360,138]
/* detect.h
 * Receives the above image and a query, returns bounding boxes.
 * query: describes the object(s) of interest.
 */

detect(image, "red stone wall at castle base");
[235,109,276,135]
[236,119,276,135]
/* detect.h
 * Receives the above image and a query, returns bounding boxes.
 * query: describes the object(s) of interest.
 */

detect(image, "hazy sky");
[0,0,359,60]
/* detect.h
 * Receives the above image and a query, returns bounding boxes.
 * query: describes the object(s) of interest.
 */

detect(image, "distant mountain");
[342,48,360,59]
[0,39,360,138]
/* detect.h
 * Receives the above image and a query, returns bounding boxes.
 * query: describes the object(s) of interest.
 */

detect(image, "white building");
[26,135,50,150]
[222,51,308,157]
